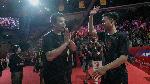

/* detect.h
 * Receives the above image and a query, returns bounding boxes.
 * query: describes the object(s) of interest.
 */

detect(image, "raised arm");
[88,6,100,37]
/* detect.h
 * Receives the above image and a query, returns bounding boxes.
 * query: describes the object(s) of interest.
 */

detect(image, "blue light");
[28,0,39,6]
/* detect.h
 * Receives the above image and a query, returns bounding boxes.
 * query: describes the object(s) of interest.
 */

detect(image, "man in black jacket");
[9,45,24,84]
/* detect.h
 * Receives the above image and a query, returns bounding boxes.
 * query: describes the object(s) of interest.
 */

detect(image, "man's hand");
[90,6,100,15]
[64,28,71,43]
[91,66,108,79]
[68,40,77,51]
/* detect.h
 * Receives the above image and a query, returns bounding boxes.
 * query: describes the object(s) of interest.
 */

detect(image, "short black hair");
[102,12,119,22]
[50,12,64,25]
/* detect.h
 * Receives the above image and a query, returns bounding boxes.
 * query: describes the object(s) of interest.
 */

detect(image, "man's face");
[17,47,21,53]
[55,16,66,31]
[102,16,113,31]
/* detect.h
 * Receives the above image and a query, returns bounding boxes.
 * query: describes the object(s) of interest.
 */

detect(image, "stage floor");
[0,63,150,84]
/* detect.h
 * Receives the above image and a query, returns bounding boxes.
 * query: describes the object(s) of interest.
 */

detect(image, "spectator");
[8,45,24,84]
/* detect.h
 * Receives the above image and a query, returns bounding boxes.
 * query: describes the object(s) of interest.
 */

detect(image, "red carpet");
[0,66,40,84]
[0,64,150,84]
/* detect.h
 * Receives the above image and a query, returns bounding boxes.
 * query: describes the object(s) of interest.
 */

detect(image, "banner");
[92,0,97,2]
[79,0,85,8]
[59,0,64,11]
[100,0,107,5]
[129,46,150,74]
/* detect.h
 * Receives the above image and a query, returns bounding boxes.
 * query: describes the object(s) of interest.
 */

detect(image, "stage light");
[44,7,50,11]
[66,0,69,3]
[39,10,42,12]
[28,0,39,6]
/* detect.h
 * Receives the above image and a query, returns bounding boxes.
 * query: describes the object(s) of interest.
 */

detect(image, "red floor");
[0,64,150,84]
[0,66,40,84]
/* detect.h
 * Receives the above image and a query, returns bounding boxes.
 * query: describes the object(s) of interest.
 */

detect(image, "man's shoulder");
[97,32,106,38]
[117,32,128,38]
[43,31,54,40]
[43,31,53,37]
[10,53,15,57]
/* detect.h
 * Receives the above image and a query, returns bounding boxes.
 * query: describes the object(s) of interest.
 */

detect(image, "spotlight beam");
[28,0,39,6]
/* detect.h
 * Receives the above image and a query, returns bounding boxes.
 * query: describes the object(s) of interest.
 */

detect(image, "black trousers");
[43,68,72,84]
[65,68,72,84]
[43,75,67,84]
[11,71,23,84]
[101,71,128,84]
[0,71,2,77]
[42,61,72,84]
